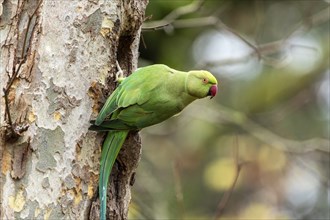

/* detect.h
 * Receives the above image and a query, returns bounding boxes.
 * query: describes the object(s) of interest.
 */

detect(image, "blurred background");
[130,1,330,219]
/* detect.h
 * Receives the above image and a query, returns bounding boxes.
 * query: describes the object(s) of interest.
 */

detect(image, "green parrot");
[90,64,218,220]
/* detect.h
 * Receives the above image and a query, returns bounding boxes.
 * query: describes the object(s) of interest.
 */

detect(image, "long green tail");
[99,130,129,220]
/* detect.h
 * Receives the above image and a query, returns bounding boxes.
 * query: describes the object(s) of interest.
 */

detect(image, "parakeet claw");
[115,61,125,83]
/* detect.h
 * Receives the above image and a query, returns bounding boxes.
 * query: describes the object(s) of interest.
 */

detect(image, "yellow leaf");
[204,158,238,191]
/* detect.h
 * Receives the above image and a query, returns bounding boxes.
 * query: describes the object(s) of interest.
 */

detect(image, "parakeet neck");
[180,73,198,107]
[180,92,197,108]
[166,71,196,111]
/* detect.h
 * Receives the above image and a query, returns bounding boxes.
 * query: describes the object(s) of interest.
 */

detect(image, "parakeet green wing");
[95,65,169,126]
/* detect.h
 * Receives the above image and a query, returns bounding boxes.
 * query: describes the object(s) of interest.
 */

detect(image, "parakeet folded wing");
[95,67,166,126]
[91,105,155,131]
[95,88,120,125]
[89,119,135,130]
[115,68,165,108]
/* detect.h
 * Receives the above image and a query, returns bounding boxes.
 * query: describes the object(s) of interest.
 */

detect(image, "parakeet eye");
[202,78,208,84]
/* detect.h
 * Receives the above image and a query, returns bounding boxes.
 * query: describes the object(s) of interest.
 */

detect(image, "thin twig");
[197,40,319,68]
[215,21,262,60]
[172,16,218,29]
[283,6,330,41]
[142,0,206,30]
[143,3,329,68]
[214,136,245,219]
[164,0,205,22]
[142,23,170,31]
[173,160,185,220]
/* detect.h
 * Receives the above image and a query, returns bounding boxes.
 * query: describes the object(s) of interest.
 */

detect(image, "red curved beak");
[209,85,218,99]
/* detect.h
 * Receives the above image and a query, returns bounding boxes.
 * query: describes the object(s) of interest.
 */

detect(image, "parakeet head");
[186,70,218,99]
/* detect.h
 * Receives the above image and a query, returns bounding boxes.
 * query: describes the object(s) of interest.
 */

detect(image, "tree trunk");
[0,0,147,219]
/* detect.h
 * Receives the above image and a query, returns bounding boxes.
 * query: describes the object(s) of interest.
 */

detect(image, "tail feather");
[89,119,136,131]
[99,130,129,220]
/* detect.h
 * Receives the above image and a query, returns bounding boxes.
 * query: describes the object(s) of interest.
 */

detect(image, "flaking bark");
[0,0,148,219]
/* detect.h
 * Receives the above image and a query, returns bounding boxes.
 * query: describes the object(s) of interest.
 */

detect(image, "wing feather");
[116,65,168,108]
[95,64,171,126]
[95,88,120,125]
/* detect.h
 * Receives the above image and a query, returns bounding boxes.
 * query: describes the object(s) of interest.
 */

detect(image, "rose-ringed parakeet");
[90,64,218,220]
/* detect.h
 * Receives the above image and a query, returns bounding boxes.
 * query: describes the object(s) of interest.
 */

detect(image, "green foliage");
[134,0,330,219]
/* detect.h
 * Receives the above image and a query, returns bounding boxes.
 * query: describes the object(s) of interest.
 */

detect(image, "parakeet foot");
[115,61,125,83]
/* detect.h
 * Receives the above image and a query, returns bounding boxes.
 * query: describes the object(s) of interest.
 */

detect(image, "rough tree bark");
[0,0,148,219]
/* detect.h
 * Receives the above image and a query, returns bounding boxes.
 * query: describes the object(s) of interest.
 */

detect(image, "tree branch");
[188,104,330,154]
[143,3,329,68]
[142,0,206,31]
[163,0,205,22]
